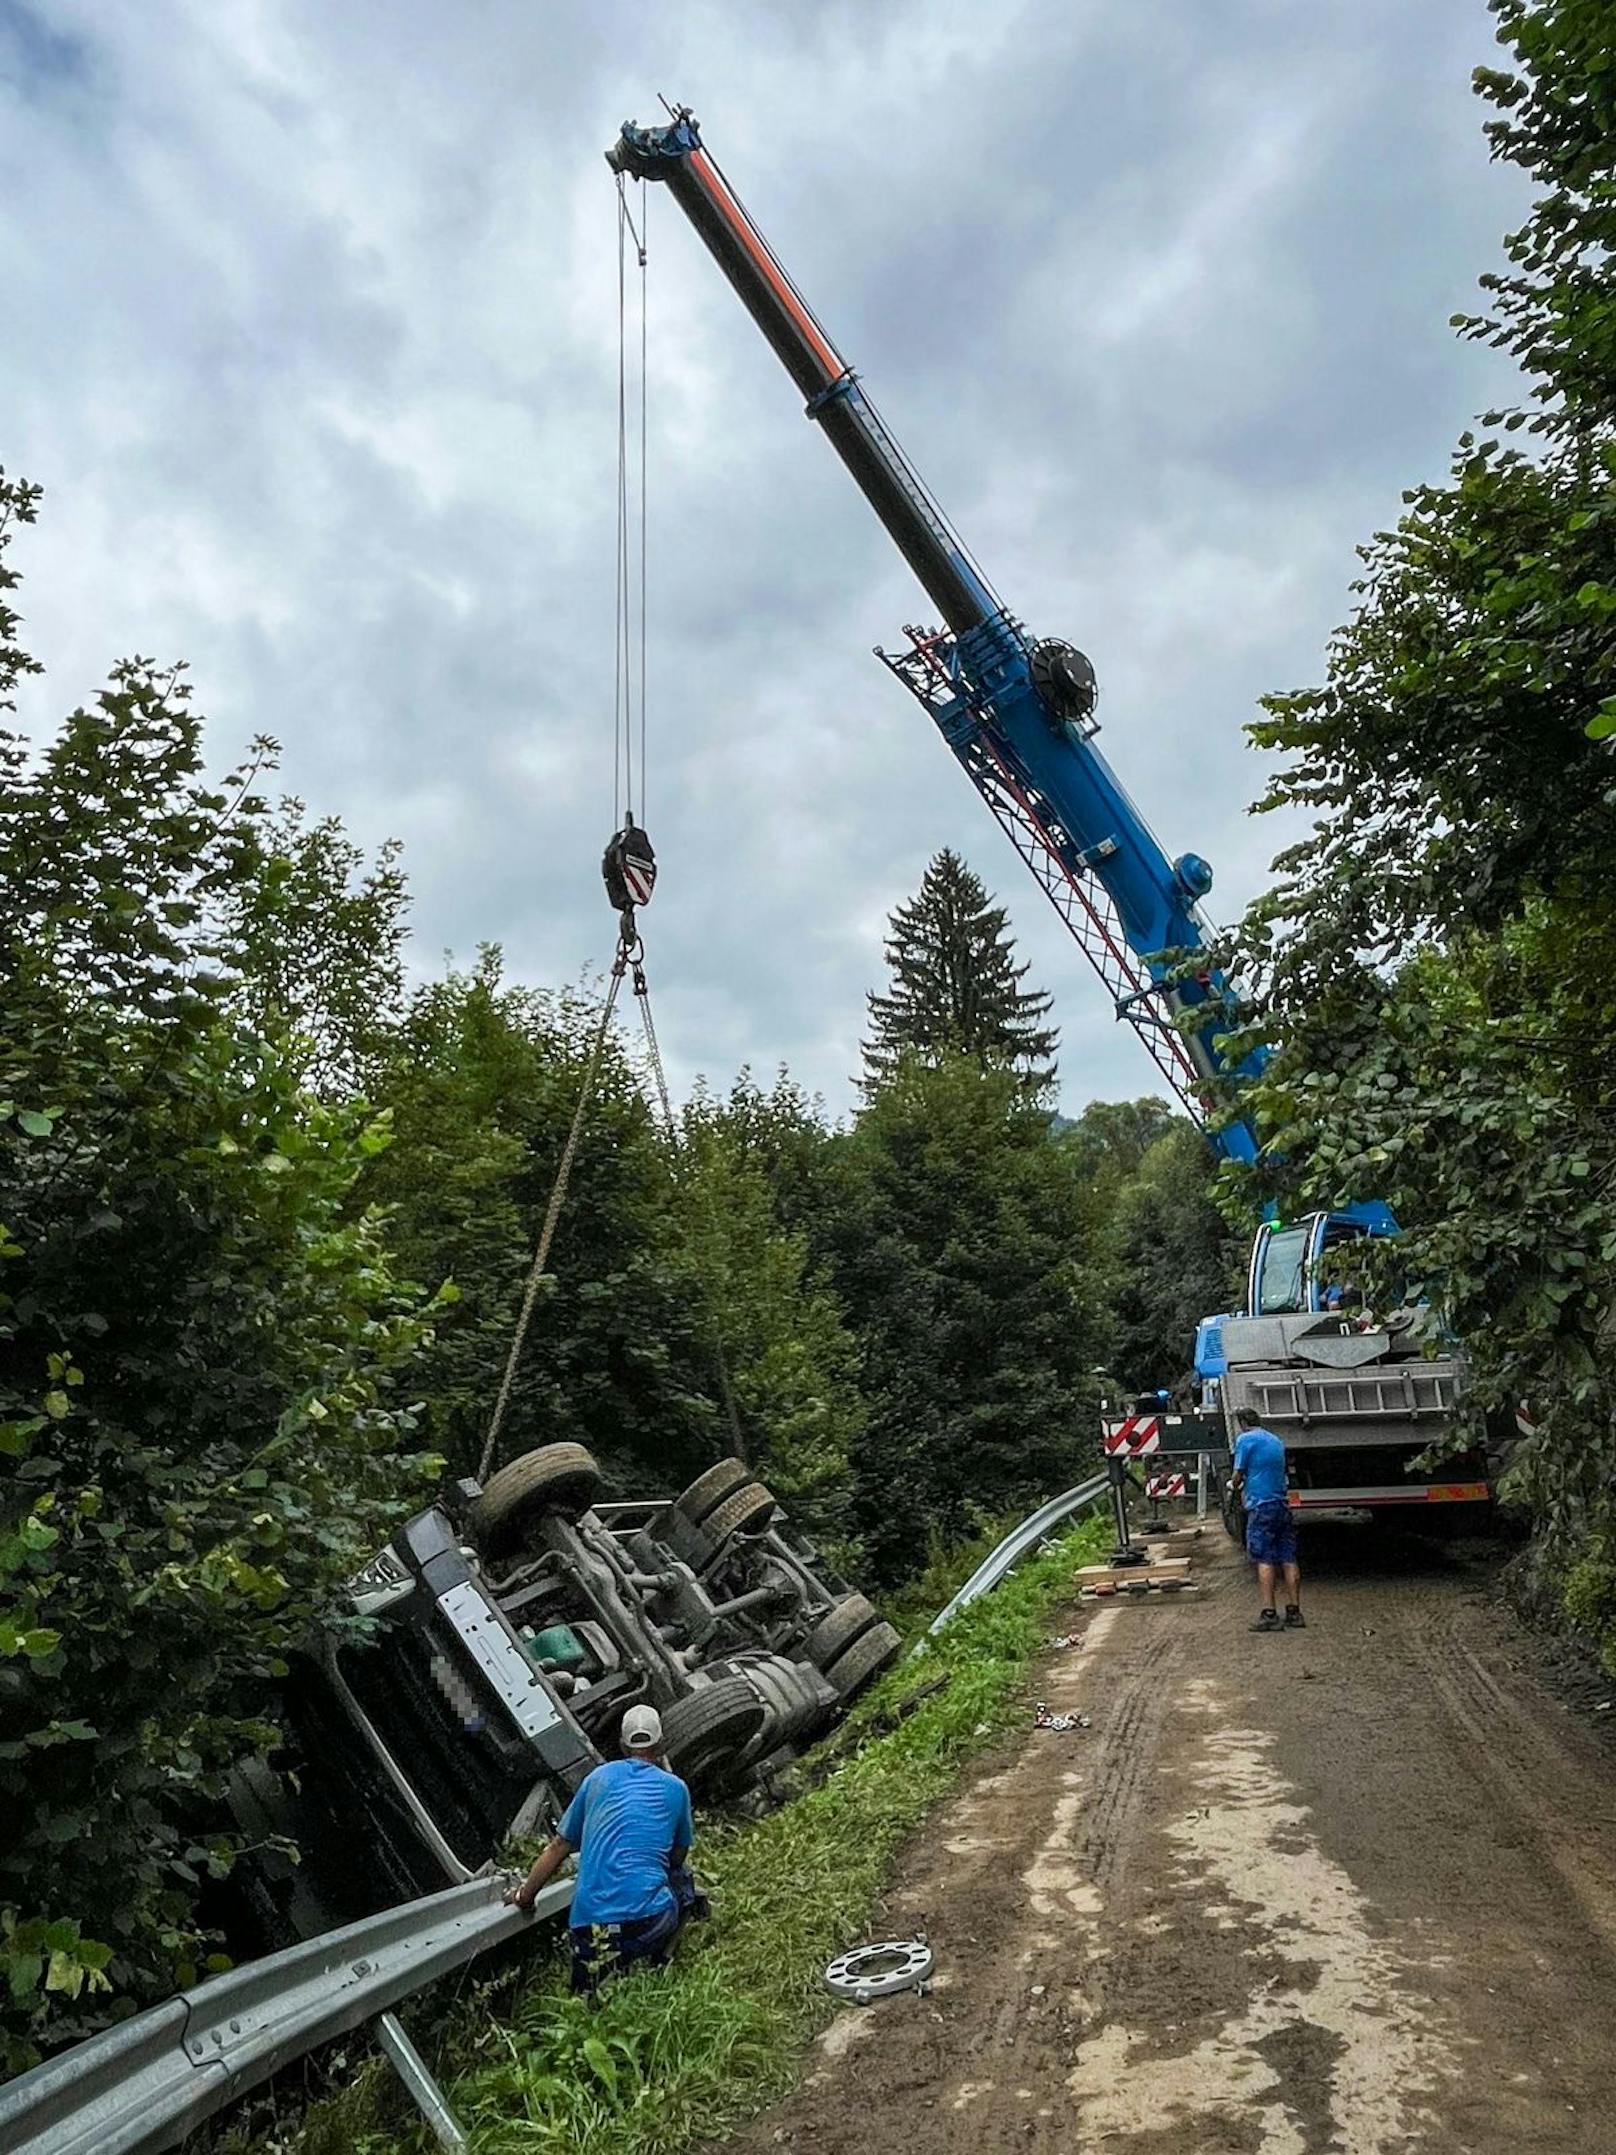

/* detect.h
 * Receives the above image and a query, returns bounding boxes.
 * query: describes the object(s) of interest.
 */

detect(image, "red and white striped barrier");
[1102,1412,1161,1458]
[1145,1471,1186,1500]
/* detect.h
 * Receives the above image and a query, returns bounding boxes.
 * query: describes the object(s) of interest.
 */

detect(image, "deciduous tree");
[0,477,440,2066]
[1229,0,1616,1665]
[825,1055,1101,1579]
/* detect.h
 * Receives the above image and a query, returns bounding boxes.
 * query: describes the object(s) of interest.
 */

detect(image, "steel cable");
[477,957,629,1484]
[632,962,749,1460]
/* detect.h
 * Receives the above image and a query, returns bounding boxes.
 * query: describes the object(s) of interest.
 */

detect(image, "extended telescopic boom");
[608,107,1265,1160]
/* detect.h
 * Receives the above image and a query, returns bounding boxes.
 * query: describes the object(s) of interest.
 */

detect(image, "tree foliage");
[1230,0,1616,1660]
[358,972,868,1534]
[358,953,720,1498]
[823,1055,1103,1580]
[1063,1104,1243,1394]
[672,1081,864,1543]
[0,475,442,2067]
[223,802,409,1098]
[862,850,1057,1093]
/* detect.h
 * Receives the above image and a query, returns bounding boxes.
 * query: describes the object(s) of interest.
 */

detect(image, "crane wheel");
[1220,1475,1245,1545]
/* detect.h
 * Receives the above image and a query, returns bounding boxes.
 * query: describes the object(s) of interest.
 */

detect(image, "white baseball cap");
[620,1704,663,1752]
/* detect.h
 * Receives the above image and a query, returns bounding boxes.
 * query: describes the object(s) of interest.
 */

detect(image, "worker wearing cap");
[505,1702,697,1994]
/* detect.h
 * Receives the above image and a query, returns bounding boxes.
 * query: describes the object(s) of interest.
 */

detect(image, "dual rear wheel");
[805,1590,901,1699]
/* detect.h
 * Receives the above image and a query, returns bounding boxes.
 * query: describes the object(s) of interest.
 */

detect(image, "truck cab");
[267,1503,599,1922]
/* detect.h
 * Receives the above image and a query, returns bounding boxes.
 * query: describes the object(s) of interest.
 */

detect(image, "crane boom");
[608,107,1265,1159]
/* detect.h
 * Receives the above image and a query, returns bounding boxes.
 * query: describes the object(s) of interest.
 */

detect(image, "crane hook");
[602,812,657,946]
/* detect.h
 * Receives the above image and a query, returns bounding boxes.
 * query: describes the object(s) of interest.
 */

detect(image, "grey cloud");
[2,0,1527,1116]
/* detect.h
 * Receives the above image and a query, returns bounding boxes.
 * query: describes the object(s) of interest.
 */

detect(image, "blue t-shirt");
[1233,1427,1288,1508]
[558,1757,693,1927]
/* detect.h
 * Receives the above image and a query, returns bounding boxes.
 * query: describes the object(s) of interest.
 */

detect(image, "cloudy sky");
[2,0,1526,1117]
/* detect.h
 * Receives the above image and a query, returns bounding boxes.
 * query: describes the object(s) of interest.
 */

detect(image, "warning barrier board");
[1100,1409,1214,1458]
[1102,1413,1161,1458]
[1146,1471,1187,1500]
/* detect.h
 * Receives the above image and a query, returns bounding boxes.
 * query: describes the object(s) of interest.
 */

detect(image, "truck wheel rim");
[822,1938,934,2001]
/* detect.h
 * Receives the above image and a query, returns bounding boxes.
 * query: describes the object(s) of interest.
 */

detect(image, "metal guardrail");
[0,1872,574,2155]
[922,1470,1112,1642]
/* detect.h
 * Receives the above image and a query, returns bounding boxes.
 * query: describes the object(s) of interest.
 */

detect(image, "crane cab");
[1246,1206,1400,1318]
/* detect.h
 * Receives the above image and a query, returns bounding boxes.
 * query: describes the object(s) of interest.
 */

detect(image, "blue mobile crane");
[609,110,1489,1520]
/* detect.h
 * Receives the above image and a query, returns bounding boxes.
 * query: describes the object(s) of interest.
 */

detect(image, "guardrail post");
[375,2009,466,2151]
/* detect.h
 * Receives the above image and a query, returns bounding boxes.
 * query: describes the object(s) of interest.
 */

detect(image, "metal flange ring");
[822,1938,934,2004]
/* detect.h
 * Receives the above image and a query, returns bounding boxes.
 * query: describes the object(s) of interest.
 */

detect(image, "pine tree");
[862,849,1058,1091]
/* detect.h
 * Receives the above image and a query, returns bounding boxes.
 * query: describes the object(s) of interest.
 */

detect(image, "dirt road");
[724,1527,1616,2154]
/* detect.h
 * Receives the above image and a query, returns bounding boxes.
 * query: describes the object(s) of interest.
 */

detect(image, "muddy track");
[719,1526,1616,2155]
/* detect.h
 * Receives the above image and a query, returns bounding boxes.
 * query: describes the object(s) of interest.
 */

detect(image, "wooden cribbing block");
[1076,1556,1191,1583]
[1079,1581,1200,1600]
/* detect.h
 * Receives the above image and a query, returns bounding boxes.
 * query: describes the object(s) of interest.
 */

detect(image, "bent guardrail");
[923,1470,1112,1642]
[0,1872,573,2155]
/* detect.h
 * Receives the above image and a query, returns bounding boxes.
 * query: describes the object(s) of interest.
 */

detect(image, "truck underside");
[237,1448,901,1931]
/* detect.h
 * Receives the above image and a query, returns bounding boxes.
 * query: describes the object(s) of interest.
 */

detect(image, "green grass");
[238,1517,1106,2155]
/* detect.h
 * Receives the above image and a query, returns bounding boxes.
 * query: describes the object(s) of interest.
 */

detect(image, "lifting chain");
[628,944,749,1461]
[476,942,631,1486]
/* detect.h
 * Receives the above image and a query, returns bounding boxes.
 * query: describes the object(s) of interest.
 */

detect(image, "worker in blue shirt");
[1231,1405,1304,1633]
[505,1702,700,1994]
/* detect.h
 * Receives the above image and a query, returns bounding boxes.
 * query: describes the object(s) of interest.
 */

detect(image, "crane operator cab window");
[1247,1212,1389,1318]
[1251,1224,1311,1315]
[1315,1217,1371,1316]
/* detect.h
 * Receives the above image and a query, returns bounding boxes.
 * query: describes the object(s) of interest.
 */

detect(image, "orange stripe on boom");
[688,148,843,384]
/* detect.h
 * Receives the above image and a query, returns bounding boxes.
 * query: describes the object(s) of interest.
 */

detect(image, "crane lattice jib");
[608,110,1265,1164]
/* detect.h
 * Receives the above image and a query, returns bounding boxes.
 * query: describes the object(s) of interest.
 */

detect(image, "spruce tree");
[862,849,1058,1091]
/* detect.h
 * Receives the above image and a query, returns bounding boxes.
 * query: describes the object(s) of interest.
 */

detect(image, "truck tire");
[674,1457,753,1526]
[473,1443,603,1552]
[804,1591,880,1672]
[659,1678,767,1789]
[734,1653,831,1757]
[702,1481,778,1547]
[826,1620,900,1702]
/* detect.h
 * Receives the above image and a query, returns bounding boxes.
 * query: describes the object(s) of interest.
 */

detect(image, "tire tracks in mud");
[721,1530,1616,2155]
[1074,1626,1176,1894]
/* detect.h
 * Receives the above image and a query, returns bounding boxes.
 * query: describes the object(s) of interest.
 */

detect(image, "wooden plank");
[1076,1556,1191,1583]
[1080,1580,1200,1599]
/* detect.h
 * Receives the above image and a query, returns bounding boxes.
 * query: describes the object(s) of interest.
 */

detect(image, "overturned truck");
[236,1448,899,1929]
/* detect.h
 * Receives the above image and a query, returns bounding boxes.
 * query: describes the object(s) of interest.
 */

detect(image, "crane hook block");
[603,818,657,920]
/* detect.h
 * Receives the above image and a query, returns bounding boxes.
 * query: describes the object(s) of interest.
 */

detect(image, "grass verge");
[242,1515,1107,2155]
